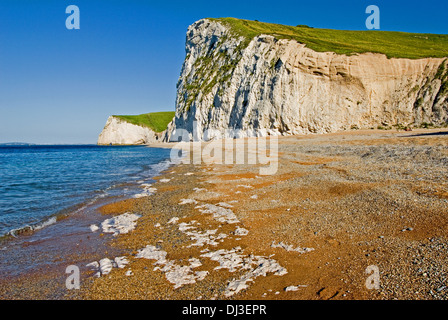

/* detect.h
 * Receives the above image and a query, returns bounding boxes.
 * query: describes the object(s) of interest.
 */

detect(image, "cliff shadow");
[399,131,448,138]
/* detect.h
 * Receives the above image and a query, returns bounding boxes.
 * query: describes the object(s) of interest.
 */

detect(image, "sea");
[0,145,174,237]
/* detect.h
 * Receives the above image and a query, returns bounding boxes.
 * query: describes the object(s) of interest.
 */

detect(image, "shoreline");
[0,149,177,299]
[1,128,448,299]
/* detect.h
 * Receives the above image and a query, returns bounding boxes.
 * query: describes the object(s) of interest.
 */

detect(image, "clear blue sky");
[0,0,446,144]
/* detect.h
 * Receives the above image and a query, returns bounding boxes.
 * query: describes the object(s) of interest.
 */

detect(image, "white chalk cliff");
[164,19,448,141]
[98,116,158,145]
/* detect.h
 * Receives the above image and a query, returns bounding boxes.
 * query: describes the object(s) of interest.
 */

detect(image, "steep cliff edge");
[165,18,448,141]
[98,112,174,145]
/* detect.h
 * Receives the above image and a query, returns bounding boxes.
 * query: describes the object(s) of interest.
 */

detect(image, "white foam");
[86,261,100,276]
[178,222,197,232]
[33,216,57,231]
[201,248,245,272]
[216,202,233,208]
[136,245,208,289]
[217,233,227,240]
[128,192,290,295]
[179,199,198,205]
[189,258,203,268]
[149,159,177,175]
[8,216,59,237]
[226,276,253,296]
[134,184,157,198]
[285,285,307,292]
[271,241,315,254]
[185,228,222,248]
[159,179,171,183]
[136,245,168,263]
[87,256,129,277]
[158,263,197,288]
[234,226,249,236]
[195,204,239,224]
[114,256,129,269]
[101,212,141,236]
[89,224,99,232]
[168,217,179,224]
[200,247,287,297]
[237,185,254,189]
[99,258,113,275]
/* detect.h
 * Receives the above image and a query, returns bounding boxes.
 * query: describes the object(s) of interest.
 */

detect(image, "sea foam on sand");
[136,245,208,289]
[135,201,288,295]
[104,190,305,297]
[134,183,157,198]
[100,212,142,236]
[179,198,198,205]
[271,241,315,254]
[195,204,239,224]
[201,247,288,297]
[87,256,129,277]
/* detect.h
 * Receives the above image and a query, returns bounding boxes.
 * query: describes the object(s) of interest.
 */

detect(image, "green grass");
[435,59,448,96]
[211,18,448,59]
[114,112,175,133]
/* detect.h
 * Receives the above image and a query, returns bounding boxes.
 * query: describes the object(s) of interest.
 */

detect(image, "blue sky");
[0,0,447,144]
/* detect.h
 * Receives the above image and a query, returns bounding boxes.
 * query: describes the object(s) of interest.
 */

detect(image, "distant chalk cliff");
[97,116,158,145]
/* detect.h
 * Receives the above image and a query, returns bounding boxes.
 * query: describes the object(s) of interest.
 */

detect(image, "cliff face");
[98,116,158,145]
[165,19,448,141]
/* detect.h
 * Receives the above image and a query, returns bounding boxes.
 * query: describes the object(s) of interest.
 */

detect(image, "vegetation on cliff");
[213,18,448,59]
[114,112,175,133]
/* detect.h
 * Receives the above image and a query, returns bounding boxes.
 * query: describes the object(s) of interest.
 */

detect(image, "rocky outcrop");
[98,116,158,145]
[165,19,448,141]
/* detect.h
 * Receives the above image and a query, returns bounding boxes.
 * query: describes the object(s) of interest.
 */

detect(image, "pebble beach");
[1,129,448,300]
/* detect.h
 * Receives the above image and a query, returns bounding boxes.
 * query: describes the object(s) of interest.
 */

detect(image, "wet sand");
[2,129,448,300]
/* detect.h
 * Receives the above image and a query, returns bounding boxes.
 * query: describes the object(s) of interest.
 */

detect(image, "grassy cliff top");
[114,112,175,133]
[211,18,448,59]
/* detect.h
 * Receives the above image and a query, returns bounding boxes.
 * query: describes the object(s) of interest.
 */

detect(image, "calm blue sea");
[0,145,173,237]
